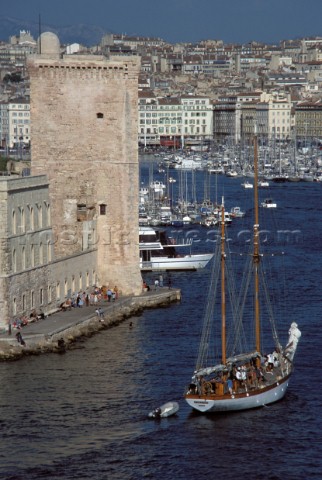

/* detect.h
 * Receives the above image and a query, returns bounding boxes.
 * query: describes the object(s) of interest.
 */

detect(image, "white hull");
[185,376,290,413]
[241,182,253,189]
[175,161,202,170]
[148,401,179,418]
[141,253,213,271]
[261,202,277,208]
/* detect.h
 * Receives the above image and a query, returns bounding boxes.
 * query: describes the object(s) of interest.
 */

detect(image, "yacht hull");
[185,376,290,413]
[141,253,213,271]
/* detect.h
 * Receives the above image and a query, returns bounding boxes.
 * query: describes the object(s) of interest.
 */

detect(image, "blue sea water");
[0,159,321,480]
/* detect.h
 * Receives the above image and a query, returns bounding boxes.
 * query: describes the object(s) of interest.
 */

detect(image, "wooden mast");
[221,197,227,364]
[253,133,261,355]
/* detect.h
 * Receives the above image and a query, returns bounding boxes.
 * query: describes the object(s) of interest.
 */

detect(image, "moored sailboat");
[184,134,301,413]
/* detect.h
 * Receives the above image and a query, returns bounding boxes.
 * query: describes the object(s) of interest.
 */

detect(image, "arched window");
[48,285,52,303]
[31,244,35,267]
[47,240,52,262]
[38,205,43,228]
[31,290,35,308]
[56,282,61,299]
[97,112,104,119]
[20,207,25,233]
[12,210,16,234]
[46,203,51,226]
[12,249,16,272]
[13,298,17,315]
[30,206,34,230]
[79,273,82,290]
[39,242,43,264]
[22,246,26,270]
[22,294,26,311]
[64,279,68,296]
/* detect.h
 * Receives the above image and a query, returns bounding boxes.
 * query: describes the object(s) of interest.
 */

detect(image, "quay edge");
[0,288,181,361]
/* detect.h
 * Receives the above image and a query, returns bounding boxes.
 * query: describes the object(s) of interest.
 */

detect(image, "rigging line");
[224,249,242,347]
[227,232,254,356]
[224,230,253,355]
[225,270,243,355]
[232,257,254,354]
[195,242,221,369]
[260,268,281,349]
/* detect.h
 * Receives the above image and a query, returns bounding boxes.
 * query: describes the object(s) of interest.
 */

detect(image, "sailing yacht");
[185,135,301,413]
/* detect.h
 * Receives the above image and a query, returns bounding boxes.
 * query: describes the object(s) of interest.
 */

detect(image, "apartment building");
[295,100,322,140]
[213,92,262,142]
[7,97,30,147]
[256,94,292,140]
[0,101,9,148]
[138,92,213,148]
[214,92,292,142]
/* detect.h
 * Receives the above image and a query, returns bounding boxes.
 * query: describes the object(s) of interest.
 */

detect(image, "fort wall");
[28,34,142,297]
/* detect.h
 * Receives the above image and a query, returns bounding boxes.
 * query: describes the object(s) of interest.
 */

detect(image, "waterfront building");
[295,100,322,140]
[213,92,262,143]
[138,92,213,149]
[0,175,54,327]
[213,92,292,143]
[0,31,142,331]
[158,96,183,148]
[256,93,292,141]
[240,101,258,139]
[181,95,213,148]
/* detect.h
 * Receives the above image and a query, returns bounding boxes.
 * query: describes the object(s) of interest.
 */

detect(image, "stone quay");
[0,288,181,361]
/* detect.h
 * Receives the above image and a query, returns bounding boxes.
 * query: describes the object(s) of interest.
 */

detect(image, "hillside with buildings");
[1,29,322,151]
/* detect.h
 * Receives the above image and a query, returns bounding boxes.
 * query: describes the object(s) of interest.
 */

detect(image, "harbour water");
[0,159,321,479]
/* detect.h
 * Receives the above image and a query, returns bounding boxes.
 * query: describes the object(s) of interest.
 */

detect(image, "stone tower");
[28,32,142,295]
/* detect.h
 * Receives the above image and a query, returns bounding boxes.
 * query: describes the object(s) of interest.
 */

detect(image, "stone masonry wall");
[0,175,97,330]
[28,52,142,296]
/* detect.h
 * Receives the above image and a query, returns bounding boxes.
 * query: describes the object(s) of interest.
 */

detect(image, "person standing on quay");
[107,288,112,302]
[159,274,163,287]
[114,286,119,300]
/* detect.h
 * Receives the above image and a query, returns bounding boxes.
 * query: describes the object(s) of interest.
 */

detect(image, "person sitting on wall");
[30,309,38,321]
[13,318,22,329]
[37,309,45,320]
[21,316,29,326]
[60,299,72,311]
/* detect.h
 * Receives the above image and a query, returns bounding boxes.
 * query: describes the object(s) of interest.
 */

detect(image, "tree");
[3,72,23,83]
